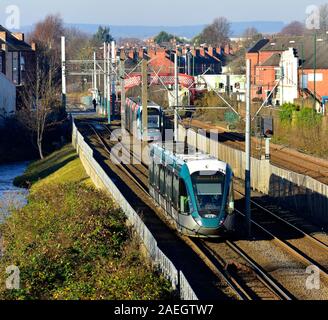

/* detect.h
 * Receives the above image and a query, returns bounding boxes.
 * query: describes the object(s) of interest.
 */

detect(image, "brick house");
[0,25,35,86]
[124,45,226,76]
[0,25,36,121]
[246,36,328,111]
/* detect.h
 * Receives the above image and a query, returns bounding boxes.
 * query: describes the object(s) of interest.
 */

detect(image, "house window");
[275,68,281,81]
[12,52,19,84]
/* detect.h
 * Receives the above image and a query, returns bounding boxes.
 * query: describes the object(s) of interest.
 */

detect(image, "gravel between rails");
[235,239,328,300]
[202,240,284,300]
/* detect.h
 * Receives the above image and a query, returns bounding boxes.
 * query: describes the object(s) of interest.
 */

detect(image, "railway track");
[233,198,328,299]
[84,121,299,300]
[190,238,293,300]
[234,186,328,248]
[234,187,328,271]
[83,122,244,300]
[77,119,328,299]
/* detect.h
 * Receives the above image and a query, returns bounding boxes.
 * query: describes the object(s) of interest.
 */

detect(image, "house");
[246,36,328,112]
[0,25,35,86]
[0,72,16,125]
[0,25,35,122]
[124,45,227,76]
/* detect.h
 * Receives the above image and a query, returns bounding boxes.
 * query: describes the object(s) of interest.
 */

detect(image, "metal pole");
[120,51,126,130]
[104,42,107,115]
[142,59,148,141]
[281,59,284,106]
[245,59,252,237]
[174,51,179,142]
[111,41,116,117]
[107,43,111,124]
[94,51,97,103]
[301,43,304,108]
[61,36,66,110]
[314,32,317,110]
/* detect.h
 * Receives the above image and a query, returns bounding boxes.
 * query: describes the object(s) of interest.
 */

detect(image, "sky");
[0,0,327,26]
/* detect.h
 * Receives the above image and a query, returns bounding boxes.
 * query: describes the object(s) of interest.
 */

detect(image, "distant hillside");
[20,21,285,39]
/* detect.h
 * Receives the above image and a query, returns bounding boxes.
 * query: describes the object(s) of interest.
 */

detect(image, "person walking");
[92,98,97,112]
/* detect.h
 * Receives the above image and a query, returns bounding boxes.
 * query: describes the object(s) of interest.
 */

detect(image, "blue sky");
[0,0,327,26]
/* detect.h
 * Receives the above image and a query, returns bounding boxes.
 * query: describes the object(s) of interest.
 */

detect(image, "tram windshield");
[191,171,226,215]
[147,108,161,129]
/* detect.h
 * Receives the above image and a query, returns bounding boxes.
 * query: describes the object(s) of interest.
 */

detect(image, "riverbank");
[0,145,172,300]
[0,162,29,222]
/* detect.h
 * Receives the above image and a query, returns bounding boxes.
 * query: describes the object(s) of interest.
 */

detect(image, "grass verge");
[0,145,172,300]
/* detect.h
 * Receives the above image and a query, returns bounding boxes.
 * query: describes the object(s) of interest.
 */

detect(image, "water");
[0,162,29,222]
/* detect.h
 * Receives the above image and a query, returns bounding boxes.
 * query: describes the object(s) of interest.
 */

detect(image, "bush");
[279,103,299,125]
[295,107,322,128]
[0,183,172,300]
[194,91,231,123]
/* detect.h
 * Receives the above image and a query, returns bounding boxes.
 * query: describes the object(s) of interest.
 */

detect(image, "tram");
[124,97,163,141]
[149,143,235,237]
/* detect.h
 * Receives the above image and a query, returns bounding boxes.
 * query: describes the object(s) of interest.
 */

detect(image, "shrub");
[279,103,299,125]
[295,107,322,128]
[0,182,172,300]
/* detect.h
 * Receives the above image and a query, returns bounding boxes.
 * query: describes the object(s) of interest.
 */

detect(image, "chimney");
[13,32,24,41]
[128,49,134,60]
[207,47,214,57]
[138,48,143,59]
[31,42,37,51]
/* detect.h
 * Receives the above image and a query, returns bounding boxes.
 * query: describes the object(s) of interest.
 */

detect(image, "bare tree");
[117,37,146,47]
[198,17,231,47]
[280,21,305,36]
[17,14,66,159]
[64,27,91,60]
[28,14,65,87]
[320,4,328,31]
[18,56,61,159]
[243,27,263,48]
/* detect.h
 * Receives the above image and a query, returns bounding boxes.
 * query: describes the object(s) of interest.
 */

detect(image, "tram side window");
[179,179,190,215]
[172,174,179,209]
[165,168,173,201]
[154,162,160,189]
[160,165,165,195]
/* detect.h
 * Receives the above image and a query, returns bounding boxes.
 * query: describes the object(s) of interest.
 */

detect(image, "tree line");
[18,4,328,159]
[18,14,114,159]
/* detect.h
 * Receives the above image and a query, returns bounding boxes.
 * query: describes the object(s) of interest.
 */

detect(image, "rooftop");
[0,25,33,52]
[249,35,328,69]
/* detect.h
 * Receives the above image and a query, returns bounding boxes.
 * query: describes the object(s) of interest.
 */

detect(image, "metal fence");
[178,125,328,225]
[72,122,198,300]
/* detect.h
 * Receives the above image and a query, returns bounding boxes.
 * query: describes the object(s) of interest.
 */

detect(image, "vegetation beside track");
[0,145,172,300]
[193,92,328,159]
